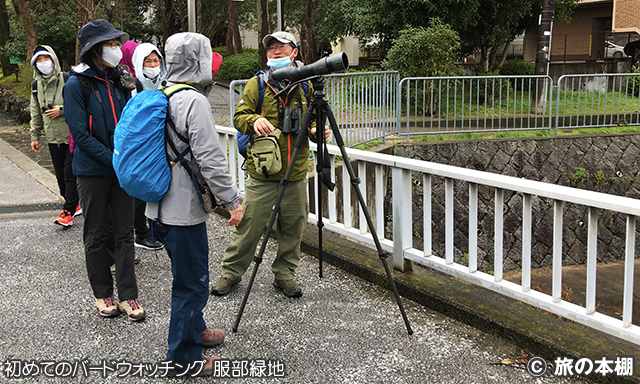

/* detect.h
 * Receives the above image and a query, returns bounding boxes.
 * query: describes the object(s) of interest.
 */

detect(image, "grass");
[0,63,34,100]
[411,126,640,143]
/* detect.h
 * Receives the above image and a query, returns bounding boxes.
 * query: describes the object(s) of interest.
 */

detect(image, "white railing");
[215,124,640,345]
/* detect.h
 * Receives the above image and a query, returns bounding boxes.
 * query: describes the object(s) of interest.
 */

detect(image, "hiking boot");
[199,328,225,347]
[273,279,303,298]
[110,264,116,275]
[73,204,82,218]
[117,299,146,322]
[134,254,140,264]
[96,296,119,317]
[54,210,73,227]
[210,276,241,296]
[135,236,164,250]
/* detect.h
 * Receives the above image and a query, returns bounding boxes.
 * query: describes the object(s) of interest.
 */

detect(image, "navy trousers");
[153,222,209,365]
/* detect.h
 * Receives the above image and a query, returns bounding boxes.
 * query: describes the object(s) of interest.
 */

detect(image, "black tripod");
[233,75,413,336]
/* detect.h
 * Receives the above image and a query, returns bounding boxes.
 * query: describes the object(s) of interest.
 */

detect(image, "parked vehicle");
[624,40,640,62]
[605,41,626,58]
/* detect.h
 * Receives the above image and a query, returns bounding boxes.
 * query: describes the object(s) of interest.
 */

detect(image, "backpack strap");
[255,72,267,115]
[135,78,143,93]
[80,77,96,107]
[63,72,70,83]
[31,80,39,104]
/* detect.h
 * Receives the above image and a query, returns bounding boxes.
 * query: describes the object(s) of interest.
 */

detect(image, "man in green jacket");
[211,31,329,298]
[30,45,80,226]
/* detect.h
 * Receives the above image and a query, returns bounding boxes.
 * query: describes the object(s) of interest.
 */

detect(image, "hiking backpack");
[236,70,309,158]
[112,85,195,202]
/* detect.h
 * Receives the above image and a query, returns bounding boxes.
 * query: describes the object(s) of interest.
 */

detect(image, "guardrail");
[398,75,554,138]
[306,141,640,345]
[555,73,640,134]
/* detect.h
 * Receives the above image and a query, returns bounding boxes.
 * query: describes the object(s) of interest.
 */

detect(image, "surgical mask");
[36,61,54,76]
[267,54,293,70]
[101,46,123,68]
[143,66,161,79]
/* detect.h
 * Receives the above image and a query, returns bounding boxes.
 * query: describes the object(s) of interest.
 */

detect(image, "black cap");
[78,19,129,61]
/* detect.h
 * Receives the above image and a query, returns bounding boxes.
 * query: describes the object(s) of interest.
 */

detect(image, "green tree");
[381,19,462,78]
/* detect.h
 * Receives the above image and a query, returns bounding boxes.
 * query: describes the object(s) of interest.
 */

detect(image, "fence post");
[392,167,413,272]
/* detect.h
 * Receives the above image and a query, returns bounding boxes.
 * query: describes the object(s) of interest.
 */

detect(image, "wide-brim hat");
[78,19,129,61]
[262,31,297,49]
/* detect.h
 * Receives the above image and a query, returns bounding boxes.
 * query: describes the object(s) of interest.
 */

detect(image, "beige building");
[524,0,640,61]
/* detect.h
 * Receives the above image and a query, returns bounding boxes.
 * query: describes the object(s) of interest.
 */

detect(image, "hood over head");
[31,45,61,81]
[132,43,167,91]
[120,40,139,76]
[165,33,212,92]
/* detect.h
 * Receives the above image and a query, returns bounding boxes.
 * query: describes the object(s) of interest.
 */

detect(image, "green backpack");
[251,129,282,178]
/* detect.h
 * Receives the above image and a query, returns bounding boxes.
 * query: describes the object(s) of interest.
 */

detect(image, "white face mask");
[101,46,123,68]
[143,66,161,79]
[36,61,54,76]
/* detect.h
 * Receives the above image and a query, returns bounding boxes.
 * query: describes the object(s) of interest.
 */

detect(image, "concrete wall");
[392,134,640,272]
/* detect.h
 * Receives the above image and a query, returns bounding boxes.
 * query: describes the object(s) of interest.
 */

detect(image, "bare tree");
[156,0,180,45]
[13,0,37,63]
[257,0,268,68]
[106,0,128,26]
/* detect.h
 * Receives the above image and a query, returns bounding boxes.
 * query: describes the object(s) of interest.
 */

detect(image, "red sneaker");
[54,210,73,227]
[73,204,82,218]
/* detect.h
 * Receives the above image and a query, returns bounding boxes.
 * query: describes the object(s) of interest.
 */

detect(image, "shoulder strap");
[301,81,309,101]
[80,77,95,108]
[162,84,199,145]
[255,72,267,115]
[31,80,38,103]
[63,72,70,83]
[135,78,143,93]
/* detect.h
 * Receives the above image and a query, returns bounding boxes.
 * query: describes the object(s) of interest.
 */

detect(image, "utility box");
[338,36,360,67]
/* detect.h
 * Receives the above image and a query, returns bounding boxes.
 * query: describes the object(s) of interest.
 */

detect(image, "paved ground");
[0,115,592,383]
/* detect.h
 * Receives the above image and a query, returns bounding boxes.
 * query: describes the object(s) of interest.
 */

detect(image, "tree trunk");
[490,42,511,73]
[257,0,269,69]
[106,0,128,26]
[228,0,242,54]
[196,0,201,33]
[0,0,12,76]
[303,0,318,63]
[533,0,555,114]
[480,46,490,74]
[75,0,95,63]
[178,0,186,32]
[156,0,175,46]
[14,0,37,63]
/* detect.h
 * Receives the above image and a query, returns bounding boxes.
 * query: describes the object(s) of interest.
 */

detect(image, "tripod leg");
[316,107,326,278]
[325,107,414,336]
[233,109,315,333]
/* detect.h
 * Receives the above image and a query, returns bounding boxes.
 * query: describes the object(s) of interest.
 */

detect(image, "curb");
[299,223,640,384]
[0,137,62,201]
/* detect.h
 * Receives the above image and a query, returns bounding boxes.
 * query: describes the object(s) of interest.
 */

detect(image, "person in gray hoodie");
[146,32,242,376]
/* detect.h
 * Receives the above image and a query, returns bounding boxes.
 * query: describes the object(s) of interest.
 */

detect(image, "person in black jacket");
[63,19,144,322]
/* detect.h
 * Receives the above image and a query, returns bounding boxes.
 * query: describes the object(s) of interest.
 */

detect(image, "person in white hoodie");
[131,43,167,94]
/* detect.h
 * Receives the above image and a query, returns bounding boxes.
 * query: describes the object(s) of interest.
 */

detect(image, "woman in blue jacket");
[63,19,144,322]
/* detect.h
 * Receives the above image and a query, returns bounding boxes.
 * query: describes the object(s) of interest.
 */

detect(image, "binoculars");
[41,104,53,112]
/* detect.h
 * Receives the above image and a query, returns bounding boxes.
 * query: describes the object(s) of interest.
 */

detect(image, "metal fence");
[230,72,640,147]
[398,75,555,138]
[229,71,399,148]
[555,73,640,133]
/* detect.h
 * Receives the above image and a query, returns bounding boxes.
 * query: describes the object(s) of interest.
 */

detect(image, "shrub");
[626,64,640,97]
[382,19,463,78]
[499,59,535,76]
[216,50,260,81]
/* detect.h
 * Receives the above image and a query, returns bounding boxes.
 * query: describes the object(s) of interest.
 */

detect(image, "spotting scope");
[273,52,349,82]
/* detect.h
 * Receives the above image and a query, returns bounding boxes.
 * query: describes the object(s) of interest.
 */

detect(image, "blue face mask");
[267,55,292,70]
